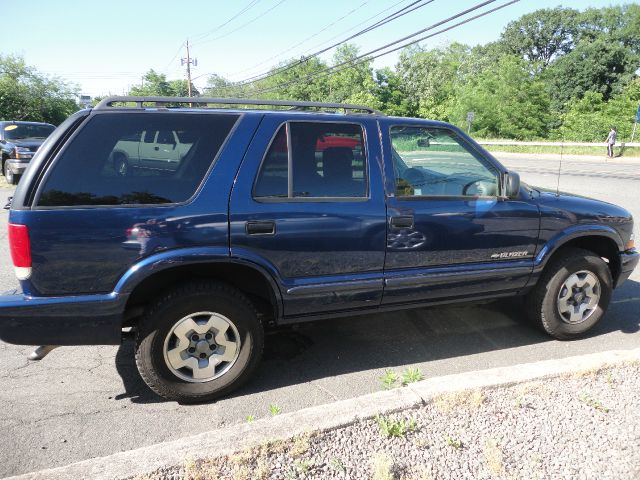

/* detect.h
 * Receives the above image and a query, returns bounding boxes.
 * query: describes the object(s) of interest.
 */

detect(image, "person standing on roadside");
[606,126,617,158]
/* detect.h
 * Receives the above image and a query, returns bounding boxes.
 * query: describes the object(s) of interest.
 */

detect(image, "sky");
[0,0,631,98]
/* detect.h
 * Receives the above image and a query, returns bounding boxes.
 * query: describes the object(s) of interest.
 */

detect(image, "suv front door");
[230,114,387,318]
[380,120,540,305]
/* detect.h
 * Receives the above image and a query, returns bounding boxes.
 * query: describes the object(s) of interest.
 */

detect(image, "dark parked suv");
[0,97,637,402]
[0,121,56,184]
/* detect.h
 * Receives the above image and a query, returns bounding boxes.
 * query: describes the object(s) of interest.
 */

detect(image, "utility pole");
[181,40,197,100]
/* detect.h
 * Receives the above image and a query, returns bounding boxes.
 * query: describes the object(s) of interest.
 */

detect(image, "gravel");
[135,362,640,480]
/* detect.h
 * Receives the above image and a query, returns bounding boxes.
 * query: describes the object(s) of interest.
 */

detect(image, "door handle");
[246,221,275,235]
[390,215,414,229]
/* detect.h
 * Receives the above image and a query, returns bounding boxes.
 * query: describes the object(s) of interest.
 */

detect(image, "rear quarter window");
[37,113,239,207]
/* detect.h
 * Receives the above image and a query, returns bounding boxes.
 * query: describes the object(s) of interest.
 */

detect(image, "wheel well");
[548,235,621,282]
[123,263,280,328]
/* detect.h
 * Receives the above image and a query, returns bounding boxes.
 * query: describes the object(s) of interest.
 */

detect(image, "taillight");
[8,223,31,280]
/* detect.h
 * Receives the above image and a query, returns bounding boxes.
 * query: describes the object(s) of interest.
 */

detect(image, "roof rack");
[94,96,384,116]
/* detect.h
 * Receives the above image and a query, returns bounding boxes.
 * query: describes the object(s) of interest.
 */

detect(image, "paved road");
[1,154,639,477]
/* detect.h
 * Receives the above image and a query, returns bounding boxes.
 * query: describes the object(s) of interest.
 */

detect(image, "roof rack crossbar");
[94,96,383,115]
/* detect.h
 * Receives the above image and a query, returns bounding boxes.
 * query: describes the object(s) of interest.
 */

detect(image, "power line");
[225,0,374,78]
[162,41,186,74]
[231,0,436,88]
[193,0,289,47]
[246,0,519,97]
[190,0,262,43]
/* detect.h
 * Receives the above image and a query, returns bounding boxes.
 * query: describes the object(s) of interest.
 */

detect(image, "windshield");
[3,123,55,140]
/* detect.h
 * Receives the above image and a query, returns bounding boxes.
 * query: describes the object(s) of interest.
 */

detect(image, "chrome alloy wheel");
[163,311,241,383]
[556,270,601,325]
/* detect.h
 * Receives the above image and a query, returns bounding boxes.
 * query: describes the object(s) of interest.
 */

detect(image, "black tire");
[525,248,612,340]
[113,154,128,176]
[4,162,16,185]
[135,281,264,403]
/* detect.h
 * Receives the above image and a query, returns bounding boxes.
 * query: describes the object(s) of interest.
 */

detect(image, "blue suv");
[0,97,637,402]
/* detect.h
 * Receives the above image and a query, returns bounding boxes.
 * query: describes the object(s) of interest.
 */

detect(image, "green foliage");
[128,69,197,97]
[380,369,399,390]
[500,7,579,67]
[0,54,79,125]
[556,79,640,142]
[452,55,551,139]
[375,414,417,438]
[269,404,282,416]
[401,367,424,385]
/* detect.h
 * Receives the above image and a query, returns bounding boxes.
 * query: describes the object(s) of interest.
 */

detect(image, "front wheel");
[4,162,16,185]
[135,282,264,403]
[525,248,612,339]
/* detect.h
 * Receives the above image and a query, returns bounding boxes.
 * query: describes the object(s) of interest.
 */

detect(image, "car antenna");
[556,139,564,197]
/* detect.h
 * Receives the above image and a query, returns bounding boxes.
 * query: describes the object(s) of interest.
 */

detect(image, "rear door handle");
[246,221,275,235]
[390,215,414,229]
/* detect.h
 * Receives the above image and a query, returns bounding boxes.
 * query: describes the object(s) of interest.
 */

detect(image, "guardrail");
[477,140,640,147]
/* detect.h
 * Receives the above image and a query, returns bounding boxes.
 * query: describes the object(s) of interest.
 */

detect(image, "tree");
[500,7,579,68]
[128,69,198,97]
[545,38,638,110]
[556,79,640,142]
[374,67,413,117]
[0,55,79,125]
[325,44,380,109]
[451,55,551,139]
[396,43,470,121]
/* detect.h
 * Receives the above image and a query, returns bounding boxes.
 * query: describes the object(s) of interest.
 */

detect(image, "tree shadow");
[114,279,640,404]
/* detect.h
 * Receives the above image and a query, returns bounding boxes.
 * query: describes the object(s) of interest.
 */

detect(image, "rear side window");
[37,113,238,207]
[254,122,367,199]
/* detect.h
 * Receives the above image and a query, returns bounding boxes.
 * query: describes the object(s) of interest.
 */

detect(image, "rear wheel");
[525,248,612,339]
[135,281,264,403]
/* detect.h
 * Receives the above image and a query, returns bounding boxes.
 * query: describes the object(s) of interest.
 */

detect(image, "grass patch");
[380,369,399,389]
[401,367,424,385]
[445,435,462,450]
[370,453,395,480]
[482,143,640,157]
[269,404,282,416]
[245,414,255,423]
[483,438,504,475]
[433,390,485,414]
[578,392,610,413]
[376,414,417,438]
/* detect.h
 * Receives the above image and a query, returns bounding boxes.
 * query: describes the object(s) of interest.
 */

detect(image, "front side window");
[38,113,238,206]
[254,122,367,199]
[390,126,498,198]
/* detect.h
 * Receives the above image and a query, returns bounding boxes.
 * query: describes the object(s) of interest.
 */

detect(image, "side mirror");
[416,138,430,148]
[505,171,520,198]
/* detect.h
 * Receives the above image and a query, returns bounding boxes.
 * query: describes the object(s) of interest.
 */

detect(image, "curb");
[10,348,640,480]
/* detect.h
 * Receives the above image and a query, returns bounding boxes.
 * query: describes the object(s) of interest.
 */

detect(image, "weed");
[434,390,484,414]
[294,458,313,474]
[254,460,270,480]
[483,438,504,475]
[401,367,424,385]
[245,414,255,423]
[330,457,346,473]
[290,433,310,457]
[578,392,609,413]
[269,404,282,416]
[376,414,417,438]
[370,453,395,480]
[380,369,399,389]
[445,435,462,449]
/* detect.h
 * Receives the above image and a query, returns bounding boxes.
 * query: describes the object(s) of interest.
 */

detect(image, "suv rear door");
[229,113,387,318]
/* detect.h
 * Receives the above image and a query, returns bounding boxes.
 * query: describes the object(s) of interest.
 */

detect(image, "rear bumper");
[0,290,127,346]
[616,249,639,288]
